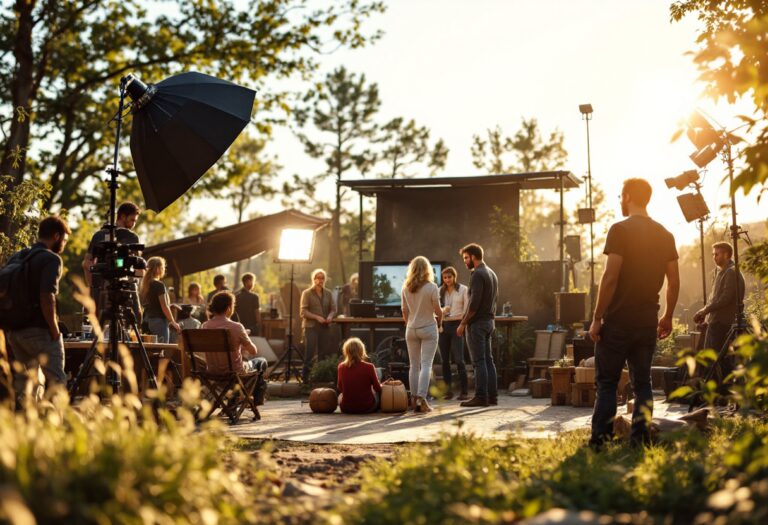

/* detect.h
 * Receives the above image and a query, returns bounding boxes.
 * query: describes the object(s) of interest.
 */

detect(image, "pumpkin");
[309,387,338,413]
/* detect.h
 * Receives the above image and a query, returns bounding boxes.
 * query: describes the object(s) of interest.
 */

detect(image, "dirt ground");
[242,439,401,493]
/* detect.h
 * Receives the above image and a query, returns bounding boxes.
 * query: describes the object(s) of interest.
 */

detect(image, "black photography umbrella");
[127,71,256,212]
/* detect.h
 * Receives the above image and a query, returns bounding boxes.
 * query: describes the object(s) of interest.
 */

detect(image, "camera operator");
[82,202,141,320]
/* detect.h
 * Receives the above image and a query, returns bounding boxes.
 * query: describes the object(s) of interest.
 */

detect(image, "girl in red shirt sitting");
[337,337,382,414]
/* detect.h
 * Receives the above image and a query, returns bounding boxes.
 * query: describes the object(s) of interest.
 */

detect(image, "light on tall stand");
[682,110,748,410]
[578,103,596,316]
[275,228,316,383]
[665,170,710,307]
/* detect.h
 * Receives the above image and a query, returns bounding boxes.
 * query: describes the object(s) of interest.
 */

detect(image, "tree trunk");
[0,1,37,237]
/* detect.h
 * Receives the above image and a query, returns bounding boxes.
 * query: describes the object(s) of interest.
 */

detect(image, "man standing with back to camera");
[82,202,141,321]
[589,178,680,449]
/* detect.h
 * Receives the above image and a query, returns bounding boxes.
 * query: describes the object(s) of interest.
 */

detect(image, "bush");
[329,418,768,524]
[309,355,340,385]
[0,384,283,524]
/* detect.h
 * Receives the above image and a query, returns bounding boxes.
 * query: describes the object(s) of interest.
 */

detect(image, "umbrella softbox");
[127,72,256,212]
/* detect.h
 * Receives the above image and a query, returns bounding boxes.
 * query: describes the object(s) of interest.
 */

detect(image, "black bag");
[0,247,45,330]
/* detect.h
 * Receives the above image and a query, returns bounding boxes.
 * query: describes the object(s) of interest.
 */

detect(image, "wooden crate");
[571,383,597,407]
[530,379,552,398]
[549,366,575,406]
[574,366,595,384]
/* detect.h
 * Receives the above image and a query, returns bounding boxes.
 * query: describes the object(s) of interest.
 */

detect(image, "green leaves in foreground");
[0,386,279,524]
[330,419,768,525]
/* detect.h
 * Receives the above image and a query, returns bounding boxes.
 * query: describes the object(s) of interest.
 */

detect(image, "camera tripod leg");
[68,310,109,398]
[129,320,158,390]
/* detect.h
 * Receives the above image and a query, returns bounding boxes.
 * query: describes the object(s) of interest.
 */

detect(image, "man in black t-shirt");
[82,202,141,320]
[6,216,71,392]
[235,273,261,336]
[588,178,680,448]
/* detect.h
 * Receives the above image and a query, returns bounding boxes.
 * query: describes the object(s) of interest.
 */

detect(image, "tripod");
[269,263,304,383]
[688,140,748,412]
[68,76,158,396]
[69,282,158,394]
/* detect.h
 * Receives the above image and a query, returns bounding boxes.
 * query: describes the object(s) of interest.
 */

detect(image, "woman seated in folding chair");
[202,291,268,375]
[337,337,382,414]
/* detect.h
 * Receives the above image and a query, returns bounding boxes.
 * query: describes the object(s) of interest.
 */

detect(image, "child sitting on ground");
[337,337,382,414]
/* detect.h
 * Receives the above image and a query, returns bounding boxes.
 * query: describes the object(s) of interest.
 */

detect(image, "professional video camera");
[90,241,147,281]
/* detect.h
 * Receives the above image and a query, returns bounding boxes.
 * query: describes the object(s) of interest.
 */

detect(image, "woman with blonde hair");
[140,256,180,343]
[336,337,382,414]
[401,256,443,413]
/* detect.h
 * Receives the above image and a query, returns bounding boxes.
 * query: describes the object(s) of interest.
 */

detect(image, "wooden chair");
[181,329,262,424]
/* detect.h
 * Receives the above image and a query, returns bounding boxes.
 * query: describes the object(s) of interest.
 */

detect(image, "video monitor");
[372,261,443,307]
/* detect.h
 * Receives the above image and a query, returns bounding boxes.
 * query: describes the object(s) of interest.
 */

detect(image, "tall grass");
[0,385,279,524]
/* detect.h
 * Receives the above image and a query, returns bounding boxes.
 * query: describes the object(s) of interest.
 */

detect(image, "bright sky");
[196,0,766,249]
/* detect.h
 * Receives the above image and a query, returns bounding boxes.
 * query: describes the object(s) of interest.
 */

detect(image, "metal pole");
[559,173,565,291]
[585,114,595,314]
[698,217,707,305]
[358,192,364,269]
[726,142,746,328]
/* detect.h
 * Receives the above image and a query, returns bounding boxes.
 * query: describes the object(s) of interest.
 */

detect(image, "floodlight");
[665,170,700,190]
[685,110,724,169]
[277,228,315,262]
[676,192,710,223]
[579,103,593,115]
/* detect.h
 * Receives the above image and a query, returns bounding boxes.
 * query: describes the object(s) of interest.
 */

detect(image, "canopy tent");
[143,209,329,290]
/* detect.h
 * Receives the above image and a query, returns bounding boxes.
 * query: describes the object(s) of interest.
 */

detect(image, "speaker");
[565,235,581,261]
[555,292,587,325]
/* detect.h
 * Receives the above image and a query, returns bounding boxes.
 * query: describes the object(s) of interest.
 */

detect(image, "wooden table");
[64,340,181,392]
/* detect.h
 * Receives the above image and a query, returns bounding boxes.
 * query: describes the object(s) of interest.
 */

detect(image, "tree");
[670,0,768,196]
[471,118,568,259]
[0,0,385,236]
[376,117,448,178]
[293,66,381,283]
[202,132,281,281]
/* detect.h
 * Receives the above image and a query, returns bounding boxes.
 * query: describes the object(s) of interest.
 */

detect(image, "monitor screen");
[372,262,443,307]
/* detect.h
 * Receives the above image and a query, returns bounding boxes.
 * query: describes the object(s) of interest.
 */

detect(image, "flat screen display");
[372,262,443,307]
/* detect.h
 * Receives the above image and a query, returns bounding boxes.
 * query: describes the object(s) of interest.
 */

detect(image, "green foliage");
[0,0,385,215]
[376,117,449,178]
[310,355,340,385]
[655,319,687,358]
[331,418,768,524]
[0,386,281,524]
[731,326,768,413]
[671,0,768,195]
[0,175,50,263]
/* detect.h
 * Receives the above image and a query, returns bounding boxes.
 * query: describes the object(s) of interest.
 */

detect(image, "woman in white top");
[438,266,469,400]
[401,256,443,413]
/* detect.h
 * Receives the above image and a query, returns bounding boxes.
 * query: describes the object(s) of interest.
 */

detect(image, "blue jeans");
[466,319,497,399]
[8,326,66,392]
[147,317,169,343]
[590,322,656,447]
[405,324,439,398]
[439,320,468,394]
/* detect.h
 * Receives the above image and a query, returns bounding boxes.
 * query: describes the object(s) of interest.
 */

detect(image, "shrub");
[0,384,282,524]
[329,418,768,525]
[310,355,340,385]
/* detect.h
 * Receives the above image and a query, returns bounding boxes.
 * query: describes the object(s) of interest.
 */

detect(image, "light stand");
[579,104,596,315]
[272,228,315,383]
[70,77,157,396]
[682,112,749,410]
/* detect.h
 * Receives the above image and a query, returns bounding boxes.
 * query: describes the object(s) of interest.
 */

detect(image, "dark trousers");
[703,321,735,390]
[439,320,468,394]
[590,322,656,447]
[302,325,331,382]
[465,318,497,399]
